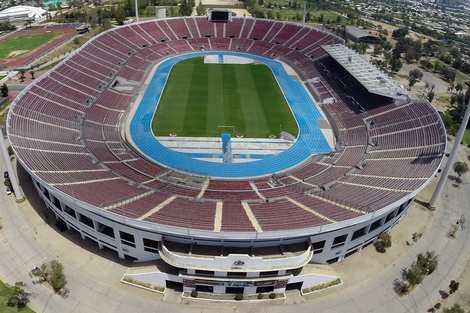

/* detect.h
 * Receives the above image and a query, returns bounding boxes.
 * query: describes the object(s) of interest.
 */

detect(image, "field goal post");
[217,125,235,134]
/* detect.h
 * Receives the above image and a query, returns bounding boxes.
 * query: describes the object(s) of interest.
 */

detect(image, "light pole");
[428,98,470,209]
[135,0,139,22]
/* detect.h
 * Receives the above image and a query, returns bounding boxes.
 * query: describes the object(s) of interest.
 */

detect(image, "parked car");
[4,171,8,179]
[6,186,11,195]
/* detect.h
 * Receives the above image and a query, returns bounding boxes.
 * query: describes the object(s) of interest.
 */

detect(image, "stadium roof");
[345,26,380,43]
[0,6,47,20]
[321,44,408,100]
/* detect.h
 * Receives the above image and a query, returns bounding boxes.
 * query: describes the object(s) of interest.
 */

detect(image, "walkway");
[0,146,469,312]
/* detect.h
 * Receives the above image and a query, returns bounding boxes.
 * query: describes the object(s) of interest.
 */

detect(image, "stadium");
[7,16,446,295]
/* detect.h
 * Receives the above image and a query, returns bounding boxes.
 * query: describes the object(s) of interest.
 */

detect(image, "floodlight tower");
[135,0,139,22]
[302,0,307,26]
[428,95,470,209]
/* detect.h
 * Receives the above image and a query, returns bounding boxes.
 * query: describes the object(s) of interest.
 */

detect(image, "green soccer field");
[0,33,62,59]
[151,57,298,138]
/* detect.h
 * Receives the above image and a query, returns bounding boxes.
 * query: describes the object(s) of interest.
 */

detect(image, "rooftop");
[321,44,409,100]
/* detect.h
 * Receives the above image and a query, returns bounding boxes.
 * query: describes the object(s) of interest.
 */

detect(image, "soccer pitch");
[0,33,62,59]
[151,57,298,138]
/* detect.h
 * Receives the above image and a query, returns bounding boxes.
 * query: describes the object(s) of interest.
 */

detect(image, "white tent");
[0,6,47,20]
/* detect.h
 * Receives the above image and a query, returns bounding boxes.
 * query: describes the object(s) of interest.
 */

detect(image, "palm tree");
[29,70,35,79]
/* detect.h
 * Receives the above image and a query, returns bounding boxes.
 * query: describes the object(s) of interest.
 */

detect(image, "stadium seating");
[8,17,446,233]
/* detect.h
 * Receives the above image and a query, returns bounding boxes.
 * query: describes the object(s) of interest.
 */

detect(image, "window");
[332,234,347,248]
[352,227,367,240]
[398,201,408,215]
[385,210,396,224]
[63,205,76,219]
[195,270,214,276]
[369,219,382,232]
[143,238,159,253]
[120,231,135,248]
[97,222,115,238]
[79,214,94,228]
[43,188,50,199]
[312,240,326,254]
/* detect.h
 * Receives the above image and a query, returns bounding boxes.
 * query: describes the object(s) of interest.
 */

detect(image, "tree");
[374,233,392,252]
[449,280,459,294]
[196,1,206,16]
[408,69,423,88]
[0,83,8,97]
[442,304,464,313]
[114,6,126,25]
[390,55,402,72]
[19,69,26,83]
[179,0,193,16]
[392,26,409,38]
[427,89,435,103]
[40,260,67,291]
[453,162,468,181]
[416,251,438,275]
[406,262,425,286]
[29,70,35,79]
[0,281,28,308]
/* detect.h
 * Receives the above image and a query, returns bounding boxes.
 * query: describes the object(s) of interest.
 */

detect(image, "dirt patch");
[7,50,29,58]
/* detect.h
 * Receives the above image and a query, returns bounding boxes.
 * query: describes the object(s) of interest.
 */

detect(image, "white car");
[6,186,11,195]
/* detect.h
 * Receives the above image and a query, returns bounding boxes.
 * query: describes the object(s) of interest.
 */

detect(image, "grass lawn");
[463,129,470,146]
[0,33,62,59]
[0,280,35,312]
[152,57,298,138]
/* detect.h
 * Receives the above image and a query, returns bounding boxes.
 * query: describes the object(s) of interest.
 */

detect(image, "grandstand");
[7,17,446,295]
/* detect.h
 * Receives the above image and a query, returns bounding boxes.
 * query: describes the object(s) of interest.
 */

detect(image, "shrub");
[449,280,459,294]
[40,260,67,291]
[190,290,198,298]
[434,303,441,309]
[234,293,243,301]
[303,278,342,294]
[375,233,392,253]
[269,292,276,299]
[257,293,264,299]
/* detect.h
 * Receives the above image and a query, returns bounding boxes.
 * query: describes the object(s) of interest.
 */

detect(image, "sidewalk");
[0,146,469,313]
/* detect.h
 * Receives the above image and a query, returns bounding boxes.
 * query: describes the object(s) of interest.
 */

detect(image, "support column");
[0,127,25,203]
[428,99,470,209]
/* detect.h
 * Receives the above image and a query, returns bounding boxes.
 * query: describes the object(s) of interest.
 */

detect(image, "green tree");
[179,0,193,16]
[408,69,423,88]
[390,55,402,72]
[374,232,392,253]
[449,280,459,294]
[416,251,438,275]
[427,89,435,103]
[196,1,206,16]
[442,303,465,313]
[453,161,468,180]
[19,69,26,83]
[0,281,28,308]
[40,260,67,291]
[29,70,35,79]
[406,262,425,286]
[114,6,126,25]
[0,83,8,97]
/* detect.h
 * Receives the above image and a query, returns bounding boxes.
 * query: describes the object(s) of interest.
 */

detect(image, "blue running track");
[130,52,331,178]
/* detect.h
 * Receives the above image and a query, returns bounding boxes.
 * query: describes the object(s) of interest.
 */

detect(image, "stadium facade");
[7,17,446,295]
